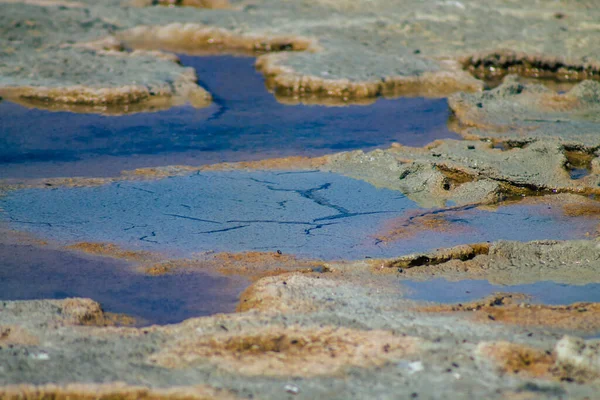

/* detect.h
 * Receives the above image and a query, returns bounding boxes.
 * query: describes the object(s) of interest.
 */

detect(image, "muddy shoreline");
[2,0,600,399]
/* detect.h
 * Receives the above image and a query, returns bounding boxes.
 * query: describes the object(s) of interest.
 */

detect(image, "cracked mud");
[3,172,599,260]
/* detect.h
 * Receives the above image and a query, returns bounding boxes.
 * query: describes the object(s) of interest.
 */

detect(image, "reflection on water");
[0,55,458,179]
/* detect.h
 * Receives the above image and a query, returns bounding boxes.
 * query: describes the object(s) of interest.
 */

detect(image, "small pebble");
[284,384,299,395]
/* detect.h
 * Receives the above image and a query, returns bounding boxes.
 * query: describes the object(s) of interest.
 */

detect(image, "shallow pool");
[0,55,458,179]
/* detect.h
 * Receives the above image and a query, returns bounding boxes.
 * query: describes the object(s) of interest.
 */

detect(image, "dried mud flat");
[3,0,600,399]
[2,0,600,110]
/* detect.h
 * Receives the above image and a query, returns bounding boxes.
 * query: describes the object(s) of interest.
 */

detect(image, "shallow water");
[2,171,598,260]
[0,243,247,325]
[402,278,600,305]
[569,167,590,180]
[0,55,458,179]
[3,55,600,324]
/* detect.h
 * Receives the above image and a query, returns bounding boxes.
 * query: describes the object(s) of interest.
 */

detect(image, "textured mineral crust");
[449,77,600,146]
[383,239,600,285]
[3,0,600,108]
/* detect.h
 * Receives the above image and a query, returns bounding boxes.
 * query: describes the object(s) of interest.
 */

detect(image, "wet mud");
[3,0,600,398]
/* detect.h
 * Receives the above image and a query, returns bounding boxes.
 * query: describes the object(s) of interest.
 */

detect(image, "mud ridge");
[385,243,490,270]
[118,24,318,55]
[258,54,482,101]
[463,50,600,83]
[0,64,211,111]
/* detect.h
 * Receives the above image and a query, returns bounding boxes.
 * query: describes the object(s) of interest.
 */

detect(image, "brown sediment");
[144,251,324,281]
[418,294,600,332]
[236,276,284,313]
[148,325,421,377]
[537,91,586,112]
[126,155,329,178]
[258,54,483,101]
[437,165,476,189]
[564,149,595,177]
[118,24,319,55]
[476,342,556,379]
[125,166,201,179]
[65,242,158,263]
[212,252,323,279]
[562,201,600,217]
[236,273,335,313]
[90,312,138,327]
[0,383,237,400]
[462,50,600,83]
[0,326,40,346]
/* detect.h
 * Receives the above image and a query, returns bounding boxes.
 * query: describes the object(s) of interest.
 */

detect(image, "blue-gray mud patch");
[2,171,598,260]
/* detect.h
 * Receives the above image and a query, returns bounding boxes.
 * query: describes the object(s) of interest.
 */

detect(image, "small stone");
[30,352,49,360]
[284,384,300,395]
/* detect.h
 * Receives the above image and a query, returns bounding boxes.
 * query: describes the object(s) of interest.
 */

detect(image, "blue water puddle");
[569,167,590,180]
[1,171,598,260]
[0,243,247,325]
[402,278,600,305]
[0,55,458,179]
